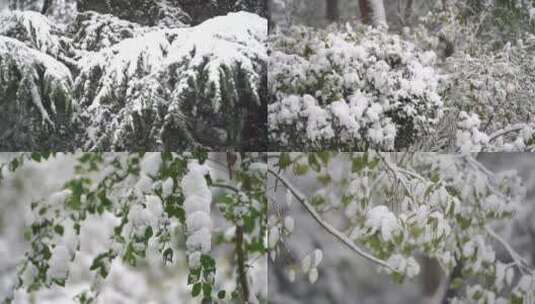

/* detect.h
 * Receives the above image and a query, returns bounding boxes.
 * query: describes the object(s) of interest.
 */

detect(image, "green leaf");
[293,163,309,176]
[192,283,202,297]
[308,154,321,172]
[317,152,330,164]
[279,153,291,169]
[54,225,64,236]
[52,278,66,287]
[31,152,42,162]
[201,255,215,270]
[352,156,366,173]
[9,158,19,171]
[202,283,212,298]
[144,226,153,240]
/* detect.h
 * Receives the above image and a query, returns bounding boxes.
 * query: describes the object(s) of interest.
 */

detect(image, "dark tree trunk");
[326,0,339,22]
[41,0,51,14]
[404,0,413,23]
[359,0,370,25]
[421,257,443,298]
[441,257,463,303]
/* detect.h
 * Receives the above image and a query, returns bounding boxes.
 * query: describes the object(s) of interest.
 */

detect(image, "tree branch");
[235,225,250,302]
[486,226,532,274]
[488,124,534,143]
[267,167,397,272]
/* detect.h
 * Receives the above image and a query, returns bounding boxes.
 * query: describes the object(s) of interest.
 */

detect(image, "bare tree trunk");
[404,0,413,23]
[326,0,339,22]
[359,0,387,28]
[421,257,443,300]
[359,0,370,25]
[41,0,51,14]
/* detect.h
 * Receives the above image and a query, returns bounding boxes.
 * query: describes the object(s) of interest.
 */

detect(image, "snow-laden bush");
[0,10,65,57]
[71,11,152,51]
[269,25,444,150]
[77,0,191,27]
[410,3,535,152]
[0,36,77,150]
[74,11,267,150]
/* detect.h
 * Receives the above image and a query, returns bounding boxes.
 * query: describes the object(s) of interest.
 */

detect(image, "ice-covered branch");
[267,167,397,272]
[486,226,532,274]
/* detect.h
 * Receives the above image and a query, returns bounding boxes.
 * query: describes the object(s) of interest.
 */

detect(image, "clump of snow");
[161,177,174,198]
[386,254,420,278]
[140,153,162,177]
[364,205,400,241]
[181,160,213,266]
[48,245,70,279]
[456,111,490,152]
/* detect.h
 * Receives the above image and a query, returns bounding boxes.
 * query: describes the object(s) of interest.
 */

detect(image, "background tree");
[325,0,338,22]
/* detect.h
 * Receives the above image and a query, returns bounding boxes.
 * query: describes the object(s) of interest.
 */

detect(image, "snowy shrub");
[268,152,535,303]
[70,11,152,51]
[408,2,535,152]
[75,12,267,150]
[77,0,191,27]
[0,10,64,57]
[0,36,78,150]
[269,25,444,150]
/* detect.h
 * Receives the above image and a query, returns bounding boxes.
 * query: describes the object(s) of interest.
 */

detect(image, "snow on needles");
[0,10,62,57]
[165,11,267,111]
[76,11,266,112]
[0,36,75,127]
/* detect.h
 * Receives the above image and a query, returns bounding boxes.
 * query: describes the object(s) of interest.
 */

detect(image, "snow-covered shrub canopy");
[70,11,152,51]
[0,36,77,150]
[77,0,191,27]
[0,3,268,151]
[0,152,268,303]
[268,152,535,303]
[74,11,267,150]
[269,25,444,150]
[0,10,64,57]
[408,1,535,152]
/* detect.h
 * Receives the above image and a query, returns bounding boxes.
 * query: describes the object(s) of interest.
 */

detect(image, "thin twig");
[267,168,397,272]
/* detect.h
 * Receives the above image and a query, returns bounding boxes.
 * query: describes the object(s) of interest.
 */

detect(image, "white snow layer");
[76,11,267,112]
[181,160,213,260]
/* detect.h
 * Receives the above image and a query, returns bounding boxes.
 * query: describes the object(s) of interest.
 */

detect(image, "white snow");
[185,211,212,233]
[48,245,70,279]
[181,160,213,266]
[308,268,319,284]
[161,177,174,198]
[268,226,280,249]
[283,216,295,233]
[140,153,162,177]
[365,205,400,241]
[185,227,211,254]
